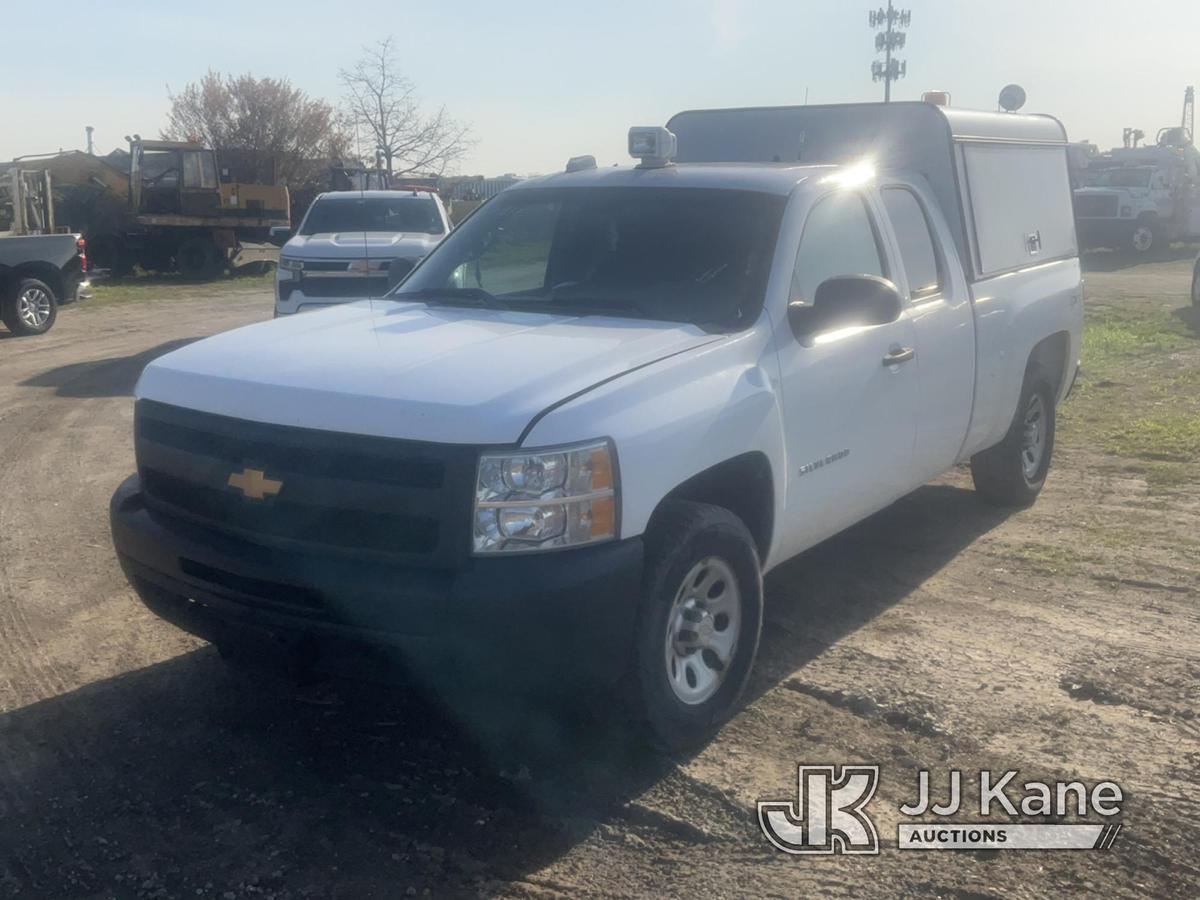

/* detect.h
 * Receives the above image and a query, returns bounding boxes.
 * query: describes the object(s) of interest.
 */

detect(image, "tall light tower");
[870,3,910,102]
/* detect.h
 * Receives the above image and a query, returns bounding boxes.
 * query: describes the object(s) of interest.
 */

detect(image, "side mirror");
[788,274,902,340]
[268,225,292,247]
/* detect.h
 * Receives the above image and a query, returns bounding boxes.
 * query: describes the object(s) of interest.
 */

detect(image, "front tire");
[1130,219,1161,255]
[2,277,58,336]
[971,369,1056,507]
[630,500,763,751]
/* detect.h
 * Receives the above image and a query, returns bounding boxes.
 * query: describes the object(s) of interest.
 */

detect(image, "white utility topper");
[112,102,1082,748]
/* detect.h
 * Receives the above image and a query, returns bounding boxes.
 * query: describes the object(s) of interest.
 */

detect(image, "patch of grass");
[1142,462,1196,491]
[1060,304,1200,472]
[82,272,273,310]
[1105,461,1196,495]
[997,542,1101,576]
[1107,414,1200,463]
[1080,311,1189,379]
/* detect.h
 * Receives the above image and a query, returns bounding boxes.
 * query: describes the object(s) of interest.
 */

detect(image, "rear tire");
[970,368,1056,507]
[2,277,58,336]
[87,232,132,277]
[629,500,763,751]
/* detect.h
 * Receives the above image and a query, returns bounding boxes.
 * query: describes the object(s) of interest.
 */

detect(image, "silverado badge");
[227,468,283,501]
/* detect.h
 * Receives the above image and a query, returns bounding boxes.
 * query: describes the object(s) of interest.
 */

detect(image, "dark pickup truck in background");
[1,167,90,337]
[0,234,90,336]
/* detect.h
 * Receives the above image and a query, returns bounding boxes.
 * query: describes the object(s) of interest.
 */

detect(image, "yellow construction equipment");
[12,137,290,277]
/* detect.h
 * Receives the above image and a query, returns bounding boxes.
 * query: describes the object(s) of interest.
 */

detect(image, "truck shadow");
[748,483,1010,702]
[0,482,1009,895]
[18,339,197,397]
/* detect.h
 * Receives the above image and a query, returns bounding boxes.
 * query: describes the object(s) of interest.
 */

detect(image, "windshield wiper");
[398,288,509,310]
[506,295,650,318]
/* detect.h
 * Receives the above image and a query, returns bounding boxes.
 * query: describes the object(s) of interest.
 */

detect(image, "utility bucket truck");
[111,101,1082,748]
[1074,87,1200,254]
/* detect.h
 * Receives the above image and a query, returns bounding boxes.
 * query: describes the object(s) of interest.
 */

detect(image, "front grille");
[135,400,478,566]
[297,275,390,298]
[302,260,352,272]
[1075,193,1119,218]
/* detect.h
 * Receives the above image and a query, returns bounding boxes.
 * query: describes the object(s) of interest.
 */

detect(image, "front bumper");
[110,475,644,688]
[1075,218,1136,249]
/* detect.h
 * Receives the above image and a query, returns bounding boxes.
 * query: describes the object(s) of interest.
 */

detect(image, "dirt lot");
[1,262,1198,899]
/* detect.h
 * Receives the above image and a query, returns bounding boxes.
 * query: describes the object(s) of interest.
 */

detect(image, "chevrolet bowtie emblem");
[227,467,283,501]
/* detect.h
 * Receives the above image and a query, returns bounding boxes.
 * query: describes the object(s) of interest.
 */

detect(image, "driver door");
[773,189,920,555]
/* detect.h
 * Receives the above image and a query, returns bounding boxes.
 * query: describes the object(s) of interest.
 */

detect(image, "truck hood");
[136,300,721,444]
[283,232,442,259]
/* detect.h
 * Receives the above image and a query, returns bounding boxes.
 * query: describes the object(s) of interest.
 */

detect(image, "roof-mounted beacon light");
[629,127,677,169]
[921,90,951,107]
[565,155,597,173]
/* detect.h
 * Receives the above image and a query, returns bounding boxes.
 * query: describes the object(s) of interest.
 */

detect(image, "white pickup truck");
[274,188,450,316]
[111,102,1082,748]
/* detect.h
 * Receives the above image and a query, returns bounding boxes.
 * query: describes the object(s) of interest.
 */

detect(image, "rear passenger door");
[878,183,976,481]
[774,189,920,555]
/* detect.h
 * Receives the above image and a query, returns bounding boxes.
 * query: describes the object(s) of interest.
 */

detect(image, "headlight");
[473,440,617,554]
[279,256,303,274]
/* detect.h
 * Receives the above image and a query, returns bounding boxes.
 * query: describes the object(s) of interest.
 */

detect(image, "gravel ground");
[0,263,1197,898]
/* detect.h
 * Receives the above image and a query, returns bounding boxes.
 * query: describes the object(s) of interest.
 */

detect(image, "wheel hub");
[17,288,51,328]
[1020,394,1046,481]
[664,557,742,705]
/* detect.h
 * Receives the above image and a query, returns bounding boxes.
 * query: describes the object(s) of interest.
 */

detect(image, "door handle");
[882,347,915,366]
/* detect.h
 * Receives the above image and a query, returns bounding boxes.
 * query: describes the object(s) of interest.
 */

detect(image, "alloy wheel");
[17,286,52,329]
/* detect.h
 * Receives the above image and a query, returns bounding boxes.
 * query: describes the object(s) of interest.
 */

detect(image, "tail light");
[76,237,88,273]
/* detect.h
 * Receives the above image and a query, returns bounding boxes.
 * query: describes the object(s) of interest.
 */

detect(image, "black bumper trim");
[111,475,644,686]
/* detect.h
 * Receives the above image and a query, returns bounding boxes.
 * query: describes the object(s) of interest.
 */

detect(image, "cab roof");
[510,162,833,196]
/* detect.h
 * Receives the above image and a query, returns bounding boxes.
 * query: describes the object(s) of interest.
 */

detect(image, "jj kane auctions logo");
[759,765,1125,854]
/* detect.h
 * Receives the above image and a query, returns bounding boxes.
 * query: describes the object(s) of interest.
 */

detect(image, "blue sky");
[5,0,1198,175]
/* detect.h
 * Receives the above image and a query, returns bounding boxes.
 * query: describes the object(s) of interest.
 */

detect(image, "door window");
[790,192,886,304]
[881,188,942,297]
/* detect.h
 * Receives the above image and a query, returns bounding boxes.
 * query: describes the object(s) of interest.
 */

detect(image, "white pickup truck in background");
[274,188,450,315]
[112,102,1082,749]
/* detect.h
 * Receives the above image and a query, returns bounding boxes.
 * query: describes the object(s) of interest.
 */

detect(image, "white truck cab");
[274,188,449,315]
[112,102,1082,748]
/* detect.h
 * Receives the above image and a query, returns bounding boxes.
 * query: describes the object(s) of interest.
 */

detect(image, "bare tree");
[339,37,472,177]
[163,71,351,186]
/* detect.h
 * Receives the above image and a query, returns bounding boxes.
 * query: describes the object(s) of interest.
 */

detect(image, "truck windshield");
[1085,168,1154,188]
[300,196,444,235]
[393,186,786,330]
